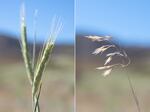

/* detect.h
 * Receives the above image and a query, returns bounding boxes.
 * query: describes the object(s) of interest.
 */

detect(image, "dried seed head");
[92,45,115,55]
[104,56,112,65]
[96,65,114,70]
[86,36,104,41]
[106,52,124,57]
[86,35,111,42]
[102,68,112,77]
[87,35,130,77]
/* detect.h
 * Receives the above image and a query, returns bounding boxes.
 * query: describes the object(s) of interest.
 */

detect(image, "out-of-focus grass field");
[77,69,150,112]
[0,55,74,112]
[76,35,150,112]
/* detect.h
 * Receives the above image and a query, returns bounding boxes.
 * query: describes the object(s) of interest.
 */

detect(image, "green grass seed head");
[20,4,62,111]
[33,43,54,95]
[33,17,62,95]
[21,5,34,84]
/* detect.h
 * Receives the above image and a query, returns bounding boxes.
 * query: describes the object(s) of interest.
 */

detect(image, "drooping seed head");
[87,35,130,76]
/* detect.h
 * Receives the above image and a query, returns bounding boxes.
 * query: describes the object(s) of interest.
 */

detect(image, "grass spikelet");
[86,35,111,42]
[104,56,112,65]
[92,45,115,55]
[96,65,114,70]
[33,17,62,96]
[106,52,124,57]
[20,4,34,84]
[102,68,112,76]
[33,43,54,95]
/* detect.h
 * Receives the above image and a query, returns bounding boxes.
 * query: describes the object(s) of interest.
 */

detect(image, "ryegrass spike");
[33,43,54,95]
[21,5,34,84]
[33,17,62,95]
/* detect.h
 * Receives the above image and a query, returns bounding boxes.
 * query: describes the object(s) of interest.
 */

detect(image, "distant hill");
[0,35,21,63]
[0,35,73,63]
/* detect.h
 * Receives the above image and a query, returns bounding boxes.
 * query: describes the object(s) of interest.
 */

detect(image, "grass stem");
[126,73,141,112]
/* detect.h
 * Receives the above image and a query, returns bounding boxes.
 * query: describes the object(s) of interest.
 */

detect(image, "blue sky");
[1,0,150,46]
[77,0,150,46]
[0,0,74,44]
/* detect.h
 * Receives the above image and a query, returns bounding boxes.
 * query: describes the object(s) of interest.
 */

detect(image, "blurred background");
[76,0,150,112]
[0,0,74,112]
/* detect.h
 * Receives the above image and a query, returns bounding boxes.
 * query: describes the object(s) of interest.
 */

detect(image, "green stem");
[32,89,40,112]
[34,84,42,112]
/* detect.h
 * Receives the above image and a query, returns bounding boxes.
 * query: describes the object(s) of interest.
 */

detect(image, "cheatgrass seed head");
[87,35,130,77]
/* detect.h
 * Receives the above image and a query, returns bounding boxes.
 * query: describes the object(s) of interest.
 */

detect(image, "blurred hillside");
[0,34,74,63]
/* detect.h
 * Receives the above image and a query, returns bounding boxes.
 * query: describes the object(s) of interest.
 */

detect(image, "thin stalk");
[32,84,41,112]
[126,74,141,112]
[32,9,40,112]
[32,87,40,112]
[34,83,42,112]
